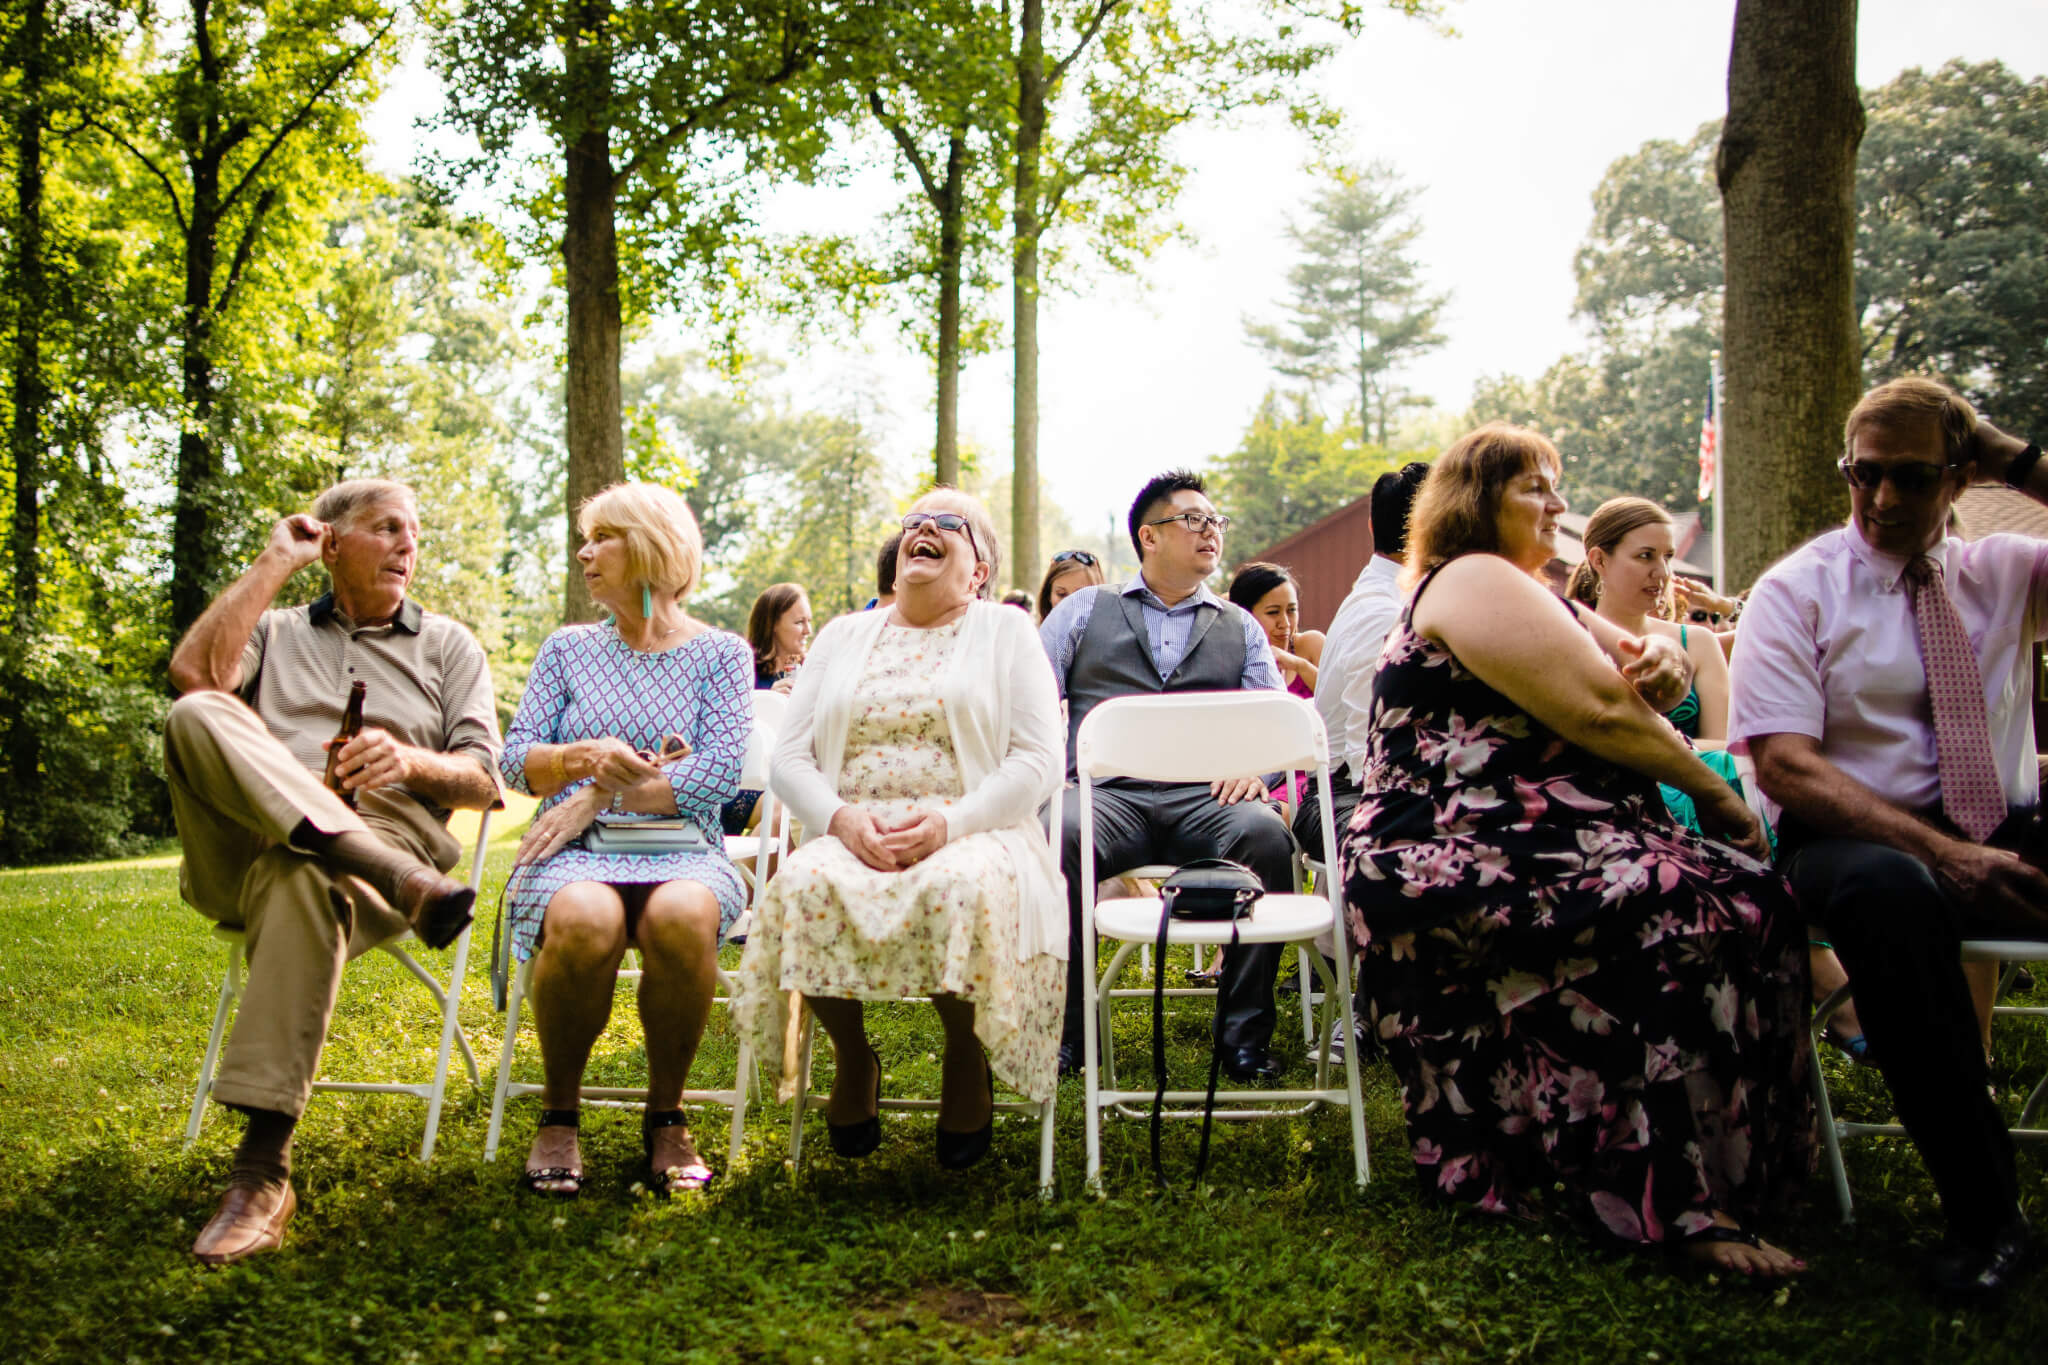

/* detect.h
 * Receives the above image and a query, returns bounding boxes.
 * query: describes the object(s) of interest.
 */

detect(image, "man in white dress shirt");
[1730,376,2048,1299]
[1296,463,1431,862]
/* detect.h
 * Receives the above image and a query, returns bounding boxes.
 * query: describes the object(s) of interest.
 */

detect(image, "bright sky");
[371,0,2048,544]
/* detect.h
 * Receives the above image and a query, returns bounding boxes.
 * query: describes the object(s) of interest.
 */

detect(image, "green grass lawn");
[2,850,2044,1363]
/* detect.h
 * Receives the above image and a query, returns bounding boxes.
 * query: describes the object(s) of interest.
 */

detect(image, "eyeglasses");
[1051,549,1098,566]
[900,510,980,561]
[1145,512,1231,535]
[1837,458,1961,496]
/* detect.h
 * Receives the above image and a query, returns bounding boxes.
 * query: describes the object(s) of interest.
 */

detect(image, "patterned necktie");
[1904,554,2006,843]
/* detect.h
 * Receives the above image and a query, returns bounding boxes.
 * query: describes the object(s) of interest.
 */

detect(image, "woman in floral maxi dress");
[1340,424,1811,1277]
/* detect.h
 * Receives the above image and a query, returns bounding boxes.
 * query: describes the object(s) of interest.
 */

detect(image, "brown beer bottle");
[323,680,368,807]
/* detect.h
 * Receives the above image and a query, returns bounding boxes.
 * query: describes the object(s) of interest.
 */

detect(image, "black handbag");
[1151,859,1263,1185]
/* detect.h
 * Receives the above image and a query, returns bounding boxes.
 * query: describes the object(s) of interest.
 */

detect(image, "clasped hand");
[1935,840,2048,934]
[829,805,947,871]
[1614,633,1691,715]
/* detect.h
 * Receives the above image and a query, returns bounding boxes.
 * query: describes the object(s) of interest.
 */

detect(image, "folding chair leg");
[184,942,242,1147]
[727,1039,753,1168]
[1298,946,1315,1045]
[1808,986,1857,1224]
[787,1013,816,1171]
[484,962,529,1162]
[1037,1096,1057,1198]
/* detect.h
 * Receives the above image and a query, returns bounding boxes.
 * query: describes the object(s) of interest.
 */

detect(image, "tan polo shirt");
[237,594,503,821]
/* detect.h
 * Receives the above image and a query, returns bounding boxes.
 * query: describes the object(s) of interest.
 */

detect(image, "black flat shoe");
[936,1056,995,1170]
[1927,1219,2032,1301]
[827,1045,883,1159]
[1222,1045,1284,1083]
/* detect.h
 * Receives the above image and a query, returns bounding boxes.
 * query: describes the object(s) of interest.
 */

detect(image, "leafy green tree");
[1206,388,1404,560]
[1004,0,1440,585]
[83,0,402,635]
[431,0,876,624]
[1856,60,2048,433]
[1493,59,2045,555]
[1244,161,1447,446]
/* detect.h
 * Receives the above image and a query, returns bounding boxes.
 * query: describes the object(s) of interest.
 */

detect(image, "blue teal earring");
[642,584,652,618]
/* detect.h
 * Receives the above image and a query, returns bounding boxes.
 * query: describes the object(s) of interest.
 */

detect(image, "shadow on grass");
[2,852,2044,1361]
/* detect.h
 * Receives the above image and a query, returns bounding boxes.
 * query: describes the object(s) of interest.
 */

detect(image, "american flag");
[1696,370,1718,503]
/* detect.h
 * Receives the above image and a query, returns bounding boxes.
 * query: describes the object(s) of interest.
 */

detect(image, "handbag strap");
[1150,901,1241,1187]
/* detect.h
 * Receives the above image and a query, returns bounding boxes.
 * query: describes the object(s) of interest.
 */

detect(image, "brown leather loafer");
[396,869,476,950]
[192,1180,297,1266]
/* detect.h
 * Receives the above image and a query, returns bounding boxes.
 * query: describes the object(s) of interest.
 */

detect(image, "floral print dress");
[1339,566,1810,1245]
[733,621,1065,1102]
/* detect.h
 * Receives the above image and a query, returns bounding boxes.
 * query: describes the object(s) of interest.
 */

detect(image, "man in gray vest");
[1041,470,1293,1080]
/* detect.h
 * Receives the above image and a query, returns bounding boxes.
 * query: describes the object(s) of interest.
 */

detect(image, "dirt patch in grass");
[866,1285,1092,1334]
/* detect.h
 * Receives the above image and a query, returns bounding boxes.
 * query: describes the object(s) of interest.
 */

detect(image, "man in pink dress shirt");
[1730,376,2048,1299]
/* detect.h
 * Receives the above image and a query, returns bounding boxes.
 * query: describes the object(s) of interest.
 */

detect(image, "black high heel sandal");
[827,1044,883,1159]
[642,1108,714,1195]
[521,1108,583,1198]
[936,1056,995,1170]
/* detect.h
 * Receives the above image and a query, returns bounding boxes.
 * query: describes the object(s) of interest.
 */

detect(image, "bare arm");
[1418,557,1759,851]
[1963,417,2041,497]
[168,515,326,693]
[1569,600,1695,714]
[1752,731,2048,931]
[331,729,500,811]
[1687,624,1731,742]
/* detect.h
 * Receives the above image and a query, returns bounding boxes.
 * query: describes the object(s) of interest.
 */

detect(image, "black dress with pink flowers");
[1339,565,1810,1245]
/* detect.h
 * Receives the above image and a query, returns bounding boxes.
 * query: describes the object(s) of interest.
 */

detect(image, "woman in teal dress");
[1568,496,1867,1060]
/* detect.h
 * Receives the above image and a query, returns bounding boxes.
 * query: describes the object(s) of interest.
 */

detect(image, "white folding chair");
[1731,754,2048,1222]
[1808,940,2048,1224]
[783,804,1059,1196]
[724,690,790,925]
[1077,692,1368,1191]
[185,809,494,1162]
[483,901,755,1170]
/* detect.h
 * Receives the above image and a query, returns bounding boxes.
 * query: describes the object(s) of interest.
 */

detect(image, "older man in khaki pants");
[166,478,501,1265]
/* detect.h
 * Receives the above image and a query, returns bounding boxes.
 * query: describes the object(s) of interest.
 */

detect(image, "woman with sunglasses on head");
[500,483,752,1198]
[733,489,1066,1169]
[1035,547,1105,621]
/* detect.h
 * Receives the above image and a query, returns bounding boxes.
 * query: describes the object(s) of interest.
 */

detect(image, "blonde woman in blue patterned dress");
[733,489,1066,1170]
[500,483,751,1197]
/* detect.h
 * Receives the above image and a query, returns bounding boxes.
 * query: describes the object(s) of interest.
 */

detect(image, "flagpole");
[1710,350,1725,590]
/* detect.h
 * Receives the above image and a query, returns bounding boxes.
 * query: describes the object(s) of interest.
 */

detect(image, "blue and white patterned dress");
[501,623,753,962]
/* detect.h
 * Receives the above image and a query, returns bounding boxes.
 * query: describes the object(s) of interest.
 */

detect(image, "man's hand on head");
[329,726,414,794]
[266,514,329,573]
[1616,633,1692,715]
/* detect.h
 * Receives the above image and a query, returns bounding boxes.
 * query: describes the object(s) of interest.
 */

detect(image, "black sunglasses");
[1687,608,1722,626]
[1051,549,1098,567]
[1837,457,1961,496]
[901,511,980,562]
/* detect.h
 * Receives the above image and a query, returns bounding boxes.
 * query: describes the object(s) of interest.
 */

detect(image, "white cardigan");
[767,599,1068,961]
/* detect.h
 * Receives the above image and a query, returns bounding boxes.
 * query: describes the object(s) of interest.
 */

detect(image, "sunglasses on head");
[1051,549,1097,567]
[1837,457,1961,496]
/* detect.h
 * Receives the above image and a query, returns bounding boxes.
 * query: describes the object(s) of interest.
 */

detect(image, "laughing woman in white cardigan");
[732,489,1066,1169]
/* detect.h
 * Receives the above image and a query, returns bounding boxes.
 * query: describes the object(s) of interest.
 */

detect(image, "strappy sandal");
[643,1108,714,1195]
[521,1108,583,1198]
[1669,1222,1802,1280]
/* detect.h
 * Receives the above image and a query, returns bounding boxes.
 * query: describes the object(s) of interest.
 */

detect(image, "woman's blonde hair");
[1564,496,1674,612]
[576,482,703,601]
[1402,423,1563,591]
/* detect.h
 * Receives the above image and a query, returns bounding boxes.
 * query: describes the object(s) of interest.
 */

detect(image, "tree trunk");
[1010,0,1045,589]
[9,0,47,634]
[170,131,227,638]
[933,131,967,488]
[560,6,624,625]
[1716,0,1864,590]
[7,0,48,810]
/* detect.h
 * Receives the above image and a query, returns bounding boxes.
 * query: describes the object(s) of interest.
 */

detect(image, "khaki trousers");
[164,690,460,1118]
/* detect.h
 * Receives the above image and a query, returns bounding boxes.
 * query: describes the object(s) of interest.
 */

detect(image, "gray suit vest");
[1064,586,1246,779]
